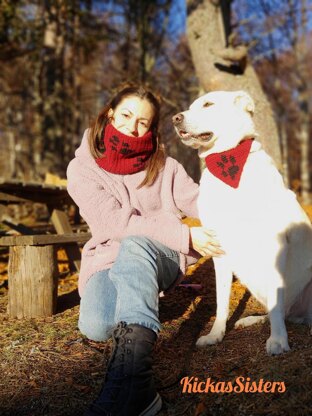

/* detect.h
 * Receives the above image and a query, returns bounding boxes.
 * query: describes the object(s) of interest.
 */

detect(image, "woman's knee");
[78,315,114,342]
[78,272,117,341]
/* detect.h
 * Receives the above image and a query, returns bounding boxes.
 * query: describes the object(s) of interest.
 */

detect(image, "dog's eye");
[203,102,213,108]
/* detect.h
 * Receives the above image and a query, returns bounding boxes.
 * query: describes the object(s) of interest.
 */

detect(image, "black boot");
[85,322,162,416]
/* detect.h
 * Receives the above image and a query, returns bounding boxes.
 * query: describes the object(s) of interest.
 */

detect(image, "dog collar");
[205,139,253,188]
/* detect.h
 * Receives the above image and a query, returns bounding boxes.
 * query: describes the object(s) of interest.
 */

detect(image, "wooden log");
[0,232,91,246]
[8,245,58,318]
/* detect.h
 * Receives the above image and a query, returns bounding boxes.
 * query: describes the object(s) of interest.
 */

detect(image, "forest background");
[0,0,311,199]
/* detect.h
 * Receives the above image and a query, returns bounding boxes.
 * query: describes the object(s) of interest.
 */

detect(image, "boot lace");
[90,322,133,414]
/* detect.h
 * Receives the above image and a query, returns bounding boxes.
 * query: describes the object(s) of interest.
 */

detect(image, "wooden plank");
[2,218,38,235]
[0,192,29,204]
[50,208,84,271]
[51,208,73,234]
[0,232,91,246]
[0,191,69,205]
[0,181,72,205]
[0,177,67,190]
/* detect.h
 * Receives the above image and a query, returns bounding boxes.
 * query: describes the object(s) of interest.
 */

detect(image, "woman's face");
[109,96,155,137]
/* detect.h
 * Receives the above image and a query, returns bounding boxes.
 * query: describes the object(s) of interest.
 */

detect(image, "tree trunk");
[186,0,282,169]
[278,117,289,188]
[296,0,310,203]
[299,119,310,204]
[0,132,15,178]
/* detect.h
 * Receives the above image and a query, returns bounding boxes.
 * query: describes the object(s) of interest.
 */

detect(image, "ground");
[0,217,312,416]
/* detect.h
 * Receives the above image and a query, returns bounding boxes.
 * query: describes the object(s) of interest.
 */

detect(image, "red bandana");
[96,124,155,174]
[205,139,253,188]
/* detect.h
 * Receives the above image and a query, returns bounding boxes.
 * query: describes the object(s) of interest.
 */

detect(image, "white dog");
[173,90,312,355]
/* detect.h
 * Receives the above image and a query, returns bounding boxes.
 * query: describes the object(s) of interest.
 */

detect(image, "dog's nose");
[172,113,184,125]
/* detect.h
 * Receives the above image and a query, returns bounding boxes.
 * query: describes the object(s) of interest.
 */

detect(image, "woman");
[67,84,223,416]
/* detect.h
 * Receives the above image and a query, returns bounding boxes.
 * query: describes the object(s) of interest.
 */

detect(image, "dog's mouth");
[179,130,214,142]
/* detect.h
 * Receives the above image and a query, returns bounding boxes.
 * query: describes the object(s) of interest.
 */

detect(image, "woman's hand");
[189,227,225,257]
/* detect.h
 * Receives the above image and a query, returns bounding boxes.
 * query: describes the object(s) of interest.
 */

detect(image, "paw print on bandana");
[217,154,240,179]
[205,139,253,188]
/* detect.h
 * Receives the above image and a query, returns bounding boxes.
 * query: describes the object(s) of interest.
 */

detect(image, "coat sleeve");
[172,159,199,218]
[66,158,190,254]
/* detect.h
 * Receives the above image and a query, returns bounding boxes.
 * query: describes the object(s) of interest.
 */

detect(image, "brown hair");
[88,84,165,188]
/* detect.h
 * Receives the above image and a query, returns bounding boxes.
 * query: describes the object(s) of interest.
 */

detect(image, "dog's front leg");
[196,256,232,347]
[266,285,290,355]
[264,241,291,355]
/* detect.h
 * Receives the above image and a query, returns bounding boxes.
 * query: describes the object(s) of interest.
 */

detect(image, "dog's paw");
[266,336,290,355]
[196,333,224,348]
[235,315,268,329]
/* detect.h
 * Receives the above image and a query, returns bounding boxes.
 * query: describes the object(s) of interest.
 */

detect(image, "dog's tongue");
[205,139,253,188]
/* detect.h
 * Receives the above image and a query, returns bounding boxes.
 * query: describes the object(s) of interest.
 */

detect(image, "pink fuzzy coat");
[66,129,200,296]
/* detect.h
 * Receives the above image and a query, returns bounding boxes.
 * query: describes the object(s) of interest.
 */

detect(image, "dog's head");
[173,90,256,157]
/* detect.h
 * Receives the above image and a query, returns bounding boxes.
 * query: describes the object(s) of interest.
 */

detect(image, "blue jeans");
[78,236,180,341]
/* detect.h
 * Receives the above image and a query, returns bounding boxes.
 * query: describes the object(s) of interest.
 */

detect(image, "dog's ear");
[234,91,255,115]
